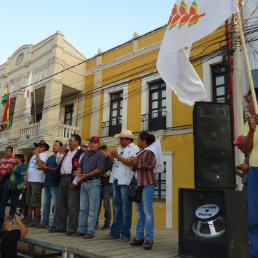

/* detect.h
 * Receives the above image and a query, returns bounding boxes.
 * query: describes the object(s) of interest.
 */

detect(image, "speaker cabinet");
[193,102,235,189]
[179,188,248,258]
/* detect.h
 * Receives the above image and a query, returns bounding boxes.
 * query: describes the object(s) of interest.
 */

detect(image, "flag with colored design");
[2,84,10,128]
[24,71,33,124]
[157,0,238,105]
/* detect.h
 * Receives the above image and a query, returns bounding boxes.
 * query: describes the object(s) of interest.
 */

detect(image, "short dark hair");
[6,146,13,152]
[71,134,81,145]
[15,154,25,163]
[99,145,107,151]
[248,88,258,99]
[139,131,155,145]
[0,216,5,229]
[55,140,63,147]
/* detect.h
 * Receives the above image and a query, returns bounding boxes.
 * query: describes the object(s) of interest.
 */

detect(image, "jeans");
[109,179,132,239]
[247,166,258,257]
[135,184,155,241]
[96,184,112,226]
[42,185,58,227]
[78,179,100,235]
[56,177,80,233]
[0,183,21,217]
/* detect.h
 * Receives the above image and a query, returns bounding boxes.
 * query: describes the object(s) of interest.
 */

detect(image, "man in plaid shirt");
[0,146,16,198]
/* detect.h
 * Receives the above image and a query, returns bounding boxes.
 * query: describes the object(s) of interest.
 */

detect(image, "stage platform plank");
[17,225,179,258]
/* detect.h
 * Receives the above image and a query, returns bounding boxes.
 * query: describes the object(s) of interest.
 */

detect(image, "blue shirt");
[79,150,106,176]
[44,155,58,187]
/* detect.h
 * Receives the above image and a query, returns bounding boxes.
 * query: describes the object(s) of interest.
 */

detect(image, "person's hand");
[112,149,118,158]
[248,115,256,132]
[255,114,258,125]
[236,163,249,172]
[74,169,81,177]
[70,183,76,190]
[130,156,137,166]
[37,164,47,170]
[78,174,87,182]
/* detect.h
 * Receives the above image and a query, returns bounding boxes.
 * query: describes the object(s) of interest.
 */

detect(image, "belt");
[60,174,71,177]
[83,176,100,182]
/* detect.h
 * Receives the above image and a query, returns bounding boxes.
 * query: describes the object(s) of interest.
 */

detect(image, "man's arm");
[112,150,131,166]
[15,215,28,239]
[239,116,256,155]
[80,168,102,180]
[35,149,45,166]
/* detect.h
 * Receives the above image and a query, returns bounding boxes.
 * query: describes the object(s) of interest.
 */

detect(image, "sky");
[0,0,172,64]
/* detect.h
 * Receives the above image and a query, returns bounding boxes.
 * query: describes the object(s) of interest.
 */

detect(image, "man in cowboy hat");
[105,130,139,241]
[24,140,49,227]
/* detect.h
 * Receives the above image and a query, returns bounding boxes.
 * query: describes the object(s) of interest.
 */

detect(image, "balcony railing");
[0,129,10,144]
[102,118,122,137]
[20,123,40,137]
[59,124,80,139]
[141,110,167,131]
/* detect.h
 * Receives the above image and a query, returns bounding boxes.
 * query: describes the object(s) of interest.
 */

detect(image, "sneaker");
[83,233,94,239]
[23,218,33,225]
[101,224,110,230]
[66,231,75,236]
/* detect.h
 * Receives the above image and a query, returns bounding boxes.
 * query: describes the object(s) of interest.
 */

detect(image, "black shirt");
[0,229,21,258]
[101,156,113,186]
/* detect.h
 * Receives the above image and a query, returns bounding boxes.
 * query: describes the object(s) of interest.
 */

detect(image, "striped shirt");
[0,155,16,176]
[136,150,156,186]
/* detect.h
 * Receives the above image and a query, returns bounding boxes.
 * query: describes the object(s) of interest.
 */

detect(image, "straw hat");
[114,129,135,139]
[81,140,88,147]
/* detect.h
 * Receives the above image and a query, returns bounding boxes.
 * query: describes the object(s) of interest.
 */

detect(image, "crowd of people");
[0,129,159,255]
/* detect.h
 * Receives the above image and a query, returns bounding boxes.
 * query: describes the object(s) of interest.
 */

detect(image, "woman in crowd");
[0,154,26,219]
[130,131,156,250]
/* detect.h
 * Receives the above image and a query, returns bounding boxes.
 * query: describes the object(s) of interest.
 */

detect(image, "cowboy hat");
[114,129,135,139]
[33,140,50,151]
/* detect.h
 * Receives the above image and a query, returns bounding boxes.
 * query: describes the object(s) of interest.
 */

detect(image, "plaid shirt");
[136,150,156,186]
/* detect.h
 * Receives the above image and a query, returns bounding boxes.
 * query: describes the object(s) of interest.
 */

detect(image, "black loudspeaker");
[193,102,235,189]
[179,188,248,258]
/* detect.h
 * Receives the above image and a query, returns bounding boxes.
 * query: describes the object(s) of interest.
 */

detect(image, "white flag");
[24,71,33,124]
[157,0,238,106]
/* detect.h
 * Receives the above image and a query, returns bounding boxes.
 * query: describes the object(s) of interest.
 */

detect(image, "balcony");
[20,123,40,137]
[141,110,167,131]
[58,123,80,140]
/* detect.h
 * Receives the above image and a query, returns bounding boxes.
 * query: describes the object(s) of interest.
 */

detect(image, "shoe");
[66,231,75,236]
[71,231,84,237]
[83,233,94,239]
[50,228,66,233]
[36,224,49,229]
[95,224,99,230]
[130,237,144,246]
[143,240,153,250]
[101,224,110,230]
[119,238,129,242]
[103,235,119,240]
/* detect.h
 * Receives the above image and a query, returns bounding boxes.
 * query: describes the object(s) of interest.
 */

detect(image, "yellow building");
[82,25,232,229]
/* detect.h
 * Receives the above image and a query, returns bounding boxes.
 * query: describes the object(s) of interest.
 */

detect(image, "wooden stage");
[17,225,179,258]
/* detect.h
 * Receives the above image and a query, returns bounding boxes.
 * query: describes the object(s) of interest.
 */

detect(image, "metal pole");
[33,90,37,123]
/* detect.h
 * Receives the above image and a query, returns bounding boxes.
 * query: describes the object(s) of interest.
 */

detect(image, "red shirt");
[0,155,16,175]
[136,150,156,186]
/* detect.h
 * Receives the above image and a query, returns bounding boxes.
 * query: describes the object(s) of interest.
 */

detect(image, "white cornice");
[85,41,162,76]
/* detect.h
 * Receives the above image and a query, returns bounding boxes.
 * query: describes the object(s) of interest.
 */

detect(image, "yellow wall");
[84,24,227,229]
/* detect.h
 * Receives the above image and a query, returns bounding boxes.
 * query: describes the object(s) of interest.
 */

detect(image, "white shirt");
[60,148,78,175]
[110,143,139,185]
[27,153,49,183]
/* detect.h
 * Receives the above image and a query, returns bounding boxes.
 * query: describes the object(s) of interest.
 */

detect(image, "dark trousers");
[56,177,80,233]
[0,183,21,217]
[96,184,112,226]
[0,178,7,198]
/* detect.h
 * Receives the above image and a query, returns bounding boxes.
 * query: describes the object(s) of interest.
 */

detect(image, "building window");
[154,162,166,201]
[64,104,74,126]
[109,91,123,136]
[211,64,229,103]
[148,81,166,131]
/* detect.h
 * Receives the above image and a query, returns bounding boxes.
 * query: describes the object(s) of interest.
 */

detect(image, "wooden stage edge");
[17,225,179,258]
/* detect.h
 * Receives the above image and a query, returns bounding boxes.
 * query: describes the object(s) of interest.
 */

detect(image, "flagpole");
[33,90,37,123]
[236,11,258,114]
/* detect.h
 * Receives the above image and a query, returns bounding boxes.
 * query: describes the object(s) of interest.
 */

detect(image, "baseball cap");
[89,136,100,143]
